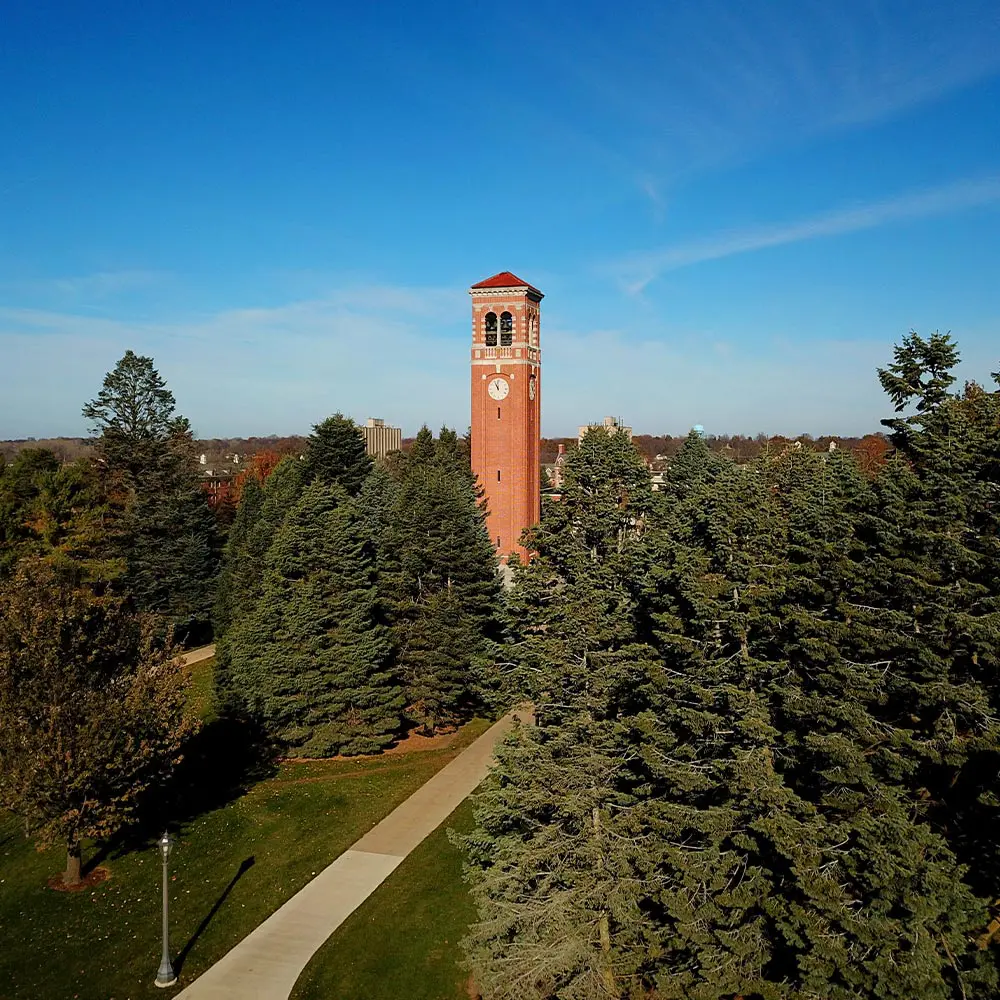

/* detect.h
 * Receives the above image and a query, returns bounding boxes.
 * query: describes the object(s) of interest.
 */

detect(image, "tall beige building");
[578,416,632,443]
[361,417,401,459]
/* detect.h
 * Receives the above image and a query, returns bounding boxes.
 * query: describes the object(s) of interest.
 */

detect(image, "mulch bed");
[47,866,110,892]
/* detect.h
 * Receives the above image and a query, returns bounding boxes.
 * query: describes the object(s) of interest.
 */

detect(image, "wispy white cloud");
[0,285,472,439]
[542,3,1000,194]
[613,175,1000,293]
[2,280,995,442]
[7,270,170,300]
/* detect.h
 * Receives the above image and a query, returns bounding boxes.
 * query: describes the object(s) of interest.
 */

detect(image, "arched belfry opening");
[500,311,513,346]
[484,311,498,346]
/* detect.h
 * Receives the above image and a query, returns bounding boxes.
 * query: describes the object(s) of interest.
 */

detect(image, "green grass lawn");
[0,655,491,1000]
[290,799,478,1000]
[184,651,219,722]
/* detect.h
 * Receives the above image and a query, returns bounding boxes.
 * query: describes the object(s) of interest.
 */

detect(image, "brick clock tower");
[469,271,542,563]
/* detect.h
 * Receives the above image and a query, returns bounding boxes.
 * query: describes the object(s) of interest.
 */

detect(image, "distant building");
[578,416,632,443]
[361,417,402,459]
[550,442,567,488]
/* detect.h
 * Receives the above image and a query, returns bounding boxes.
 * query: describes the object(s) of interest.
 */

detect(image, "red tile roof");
[470,271,543,297]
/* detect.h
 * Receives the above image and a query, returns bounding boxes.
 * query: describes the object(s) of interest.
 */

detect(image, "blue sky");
[2,0,998,439]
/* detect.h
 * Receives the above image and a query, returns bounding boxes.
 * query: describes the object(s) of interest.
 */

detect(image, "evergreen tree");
[301,413,372,495]
[872,335,1000,942]
[377,427,502,730]
[357,461,400,546]
[638,447,802,999]
[460,428,661,998]
[213,476,265,640]
[213,455,304,713]
[82,352,221,640]
[462,336,1000,999]
[658,427,729,502]
[636,442,990,999]
[0,448,60,575]
[0,450,108,579]
[228,482,403,756]
[397,589,472,733]
[757,447,991,999]
[406,424,437,468]
[81,349,178,479]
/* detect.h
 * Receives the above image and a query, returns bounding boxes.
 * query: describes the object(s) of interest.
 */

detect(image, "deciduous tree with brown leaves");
[0,559,197,887]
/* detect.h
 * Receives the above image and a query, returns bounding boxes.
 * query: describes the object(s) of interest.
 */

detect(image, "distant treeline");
[0,434,309,463]
[540,432,885,464]
[3,430,885,468]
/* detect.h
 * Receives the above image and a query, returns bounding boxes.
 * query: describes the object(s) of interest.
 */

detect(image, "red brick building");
[469,272,542,563]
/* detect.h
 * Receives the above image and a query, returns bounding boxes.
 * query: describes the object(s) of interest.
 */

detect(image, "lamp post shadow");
[174,856,256,976]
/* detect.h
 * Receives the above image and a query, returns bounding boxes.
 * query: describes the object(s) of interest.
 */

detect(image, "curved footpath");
[181,644,217,666]
[173,708,522,1000]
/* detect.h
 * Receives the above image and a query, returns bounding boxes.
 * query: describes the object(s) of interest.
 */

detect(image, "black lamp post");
[155,831,177,988]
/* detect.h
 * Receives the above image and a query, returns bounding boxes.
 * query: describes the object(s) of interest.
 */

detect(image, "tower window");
[497,407,501,420]
[500,311,513,346]
[484,312,498,347]
[497,469,501,481]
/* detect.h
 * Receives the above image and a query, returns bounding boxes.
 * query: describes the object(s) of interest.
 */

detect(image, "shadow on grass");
[85,713,280,873]
[167,713,280,824]
[174,855,256,975]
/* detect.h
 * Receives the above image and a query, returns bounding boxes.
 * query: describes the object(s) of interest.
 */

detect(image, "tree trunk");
[592,802,616,996]
[64,841,82,887]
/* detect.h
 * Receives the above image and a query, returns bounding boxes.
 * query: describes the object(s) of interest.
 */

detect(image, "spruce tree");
[228,482,403,756]
[756,447,991,999]
[397,589,472,733]
[872,334,1000,943]
[460,428,661,998]
[213,455,304,713]
[647,436,987,998]
[301,413,372,495]
[377,427,502,730]
[119,417,222,643]
[639,448,802,999]
[213,476,264,640]
[658,427,729,502]
[357,461,400,547]
[82,352,221,640]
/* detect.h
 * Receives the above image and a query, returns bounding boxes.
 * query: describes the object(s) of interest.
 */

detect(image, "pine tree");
[872,334,1000,954]
[301,413,372,495]
[755,447,991,999]
[397,589,472,733]
[460,428,661,998]
[640,439,990,999]
[638,448,801,999]
[213,455,304,713]
[228,482,403,756]
[82,353,221,640]
[377,427,502,730]
[213,476,265,640]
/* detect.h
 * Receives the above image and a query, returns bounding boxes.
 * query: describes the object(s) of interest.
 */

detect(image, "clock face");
[529,377,536,400]
[487,377,509,401]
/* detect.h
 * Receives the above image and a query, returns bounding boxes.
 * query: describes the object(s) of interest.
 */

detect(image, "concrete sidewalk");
[181,644,217,666]
[173,711,520,1000]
